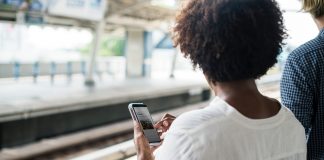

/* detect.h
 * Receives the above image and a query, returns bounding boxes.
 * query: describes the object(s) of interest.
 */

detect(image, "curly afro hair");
[173,0,286,83]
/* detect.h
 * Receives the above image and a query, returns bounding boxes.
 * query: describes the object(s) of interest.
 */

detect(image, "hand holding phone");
[129,103,161,146]
[154,113,176,138]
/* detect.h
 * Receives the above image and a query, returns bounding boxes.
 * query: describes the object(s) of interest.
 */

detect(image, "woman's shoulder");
[168,102,229,133]
[281,105,305,130]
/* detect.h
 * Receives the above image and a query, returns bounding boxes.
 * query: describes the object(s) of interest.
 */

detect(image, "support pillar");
[125,30,153,78]
[84,20,105,86]
[170,47,179,78]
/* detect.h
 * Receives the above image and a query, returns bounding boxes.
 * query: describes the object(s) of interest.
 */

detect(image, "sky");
[276,0,318,46]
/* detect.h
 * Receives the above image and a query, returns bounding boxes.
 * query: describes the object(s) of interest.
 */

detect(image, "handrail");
[0,58,126,83]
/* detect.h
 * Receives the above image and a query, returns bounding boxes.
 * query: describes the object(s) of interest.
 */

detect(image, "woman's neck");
[213,80,260,100]
[210,79,280,119]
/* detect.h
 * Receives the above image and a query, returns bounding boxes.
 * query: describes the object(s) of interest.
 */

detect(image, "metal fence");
[0,57,126,82]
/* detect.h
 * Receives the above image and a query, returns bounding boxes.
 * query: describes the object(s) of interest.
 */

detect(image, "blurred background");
[0,0,318,160]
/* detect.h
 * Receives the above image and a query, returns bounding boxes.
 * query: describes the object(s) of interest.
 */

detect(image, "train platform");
[0,73,280,160]
[68,75,281,160]
[0,75,209,122]
[0,100,210,160]
[0,73,280,123]
[0,74,212,149]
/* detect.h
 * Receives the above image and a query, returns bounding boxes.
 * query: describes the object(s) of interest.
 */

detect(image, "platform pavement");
[0,73,281,123]
[0,72,280,156]
[72,73,281,160]
[0,74,210,122]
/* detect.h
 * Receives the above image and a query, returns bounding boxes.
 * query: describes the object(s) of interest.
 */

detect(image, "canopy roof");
[0,0,178,32]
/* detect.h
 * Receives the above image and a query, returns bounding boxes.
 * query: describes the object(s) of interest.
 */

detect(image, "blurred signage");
[25,0,46,24]
[29,0,44,11]
[0,0,45,24]
[0,0,24,10]
[0,0,46,10]
[48,0,107,21]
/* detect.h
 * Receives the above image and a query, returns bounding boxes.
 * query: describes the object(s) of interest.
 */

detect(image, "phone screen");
[133,107,161,143]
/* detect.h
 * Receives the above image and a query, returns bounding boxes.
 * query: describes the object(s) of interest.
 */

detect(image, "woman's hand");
[133,121,154,160]
[154,113,176,139]
[134,114,176,160]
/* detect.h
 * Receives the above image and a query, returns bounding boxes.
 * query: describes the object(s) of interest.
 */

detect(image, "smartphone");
[128,103,161,146]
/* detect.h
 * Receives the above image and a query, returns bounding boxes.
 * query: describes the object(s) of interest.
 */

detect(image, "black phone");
[128,103,161,146]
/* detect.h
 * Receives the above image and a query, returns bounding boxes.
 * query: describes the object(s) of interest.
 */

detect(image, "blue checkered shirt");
[281,28,324,160]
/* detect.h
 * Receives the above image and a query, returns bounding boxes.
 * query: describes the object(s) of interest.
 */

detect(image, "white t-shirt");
[154,97,306,160]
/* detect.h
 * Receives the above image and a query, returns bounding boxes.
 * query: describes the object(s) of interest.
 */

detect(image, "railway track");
[0,82,280,160]
[0,101,209,160]
[30,132,134,160]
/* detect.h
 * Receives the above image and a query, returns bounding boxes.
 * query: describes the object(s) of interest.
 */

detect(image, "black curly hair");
[173,0,286,83]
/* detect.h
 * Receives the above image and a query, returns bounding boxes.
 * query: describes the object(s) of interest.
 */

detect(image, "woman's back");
[154,97,306,160]
[132,0,307,159]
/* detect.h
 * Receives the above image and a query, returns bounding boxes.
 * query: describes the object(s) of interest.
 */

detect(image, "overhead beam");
[106,15,151,27]
[44,16,95,29]
[108,0,151,17]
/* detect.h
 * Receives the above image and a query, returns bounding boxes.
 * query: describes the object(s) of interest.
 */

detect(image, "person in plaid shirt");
[281,0,324,159]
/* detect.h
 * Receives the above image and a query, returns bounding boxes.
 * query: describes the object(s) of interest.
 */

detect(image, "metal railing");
[0,57,126,83]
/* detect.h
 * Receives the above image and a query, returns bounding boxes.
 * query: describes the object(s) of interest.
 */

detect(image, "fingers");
[161,113,176,120]
[133,121,149,147]
[153,114,176,141]
[154,117,176,136]
[133,121,146,142]
[154,120,164,129]
[160,132,166,139]
[154,113,175,127]
[133,121,142,134]
[155,117,175,127]
[162,119,170,127]
[133,121,154,160]
[161,117,175,125]
[161,114,176,127]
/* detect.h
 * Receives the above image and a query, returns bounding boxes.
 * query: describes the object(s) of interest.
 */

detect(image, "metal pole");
[170,48,178,78]
[13,61,20,81]
[84,20,105,86]
[50,61,56,84]
[33,61,39,83]
[143,31,153,77]
[67,61,72,83]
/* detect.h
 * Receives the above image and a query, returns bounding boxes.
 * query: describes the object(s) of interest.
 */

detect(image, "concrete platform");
[0,101,209,160]
[0,76,209,122]
[0,76,211,148]
[69,76,281,160]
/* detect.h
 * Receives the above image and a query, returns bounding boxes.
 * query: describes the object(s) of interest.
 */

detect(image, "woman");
[133,0,306,159]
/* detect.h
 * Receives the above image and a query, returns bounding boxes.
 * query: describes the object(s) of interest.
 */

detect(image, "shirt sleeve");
[154,130,198,160]
[280,52,316,135]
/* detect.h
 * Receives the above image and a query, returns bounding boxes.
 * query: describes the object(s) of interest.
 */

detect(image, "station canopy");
[0,0,178,32]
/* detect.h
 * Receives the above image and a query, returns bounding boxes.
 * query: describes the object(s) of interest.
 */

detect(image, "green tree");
[79,36,125,57]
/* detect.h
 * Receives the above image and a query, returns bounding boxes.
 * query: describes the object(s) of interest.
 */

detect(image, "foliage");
[79,36,125,57]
